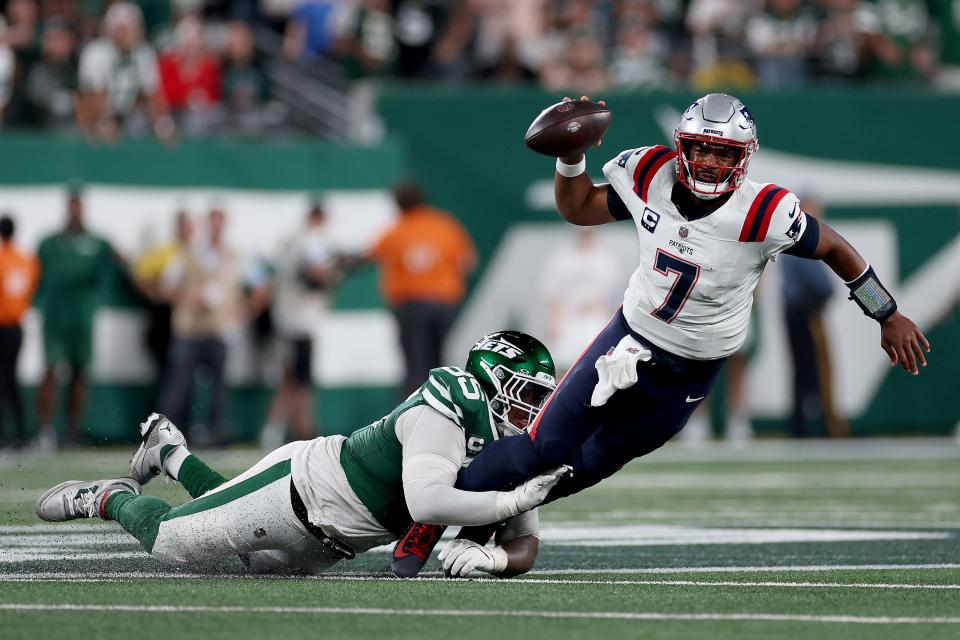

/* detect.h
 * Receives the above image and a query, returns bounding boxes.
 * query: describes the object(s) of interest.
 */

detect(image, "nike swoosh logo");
[685,395,705,403]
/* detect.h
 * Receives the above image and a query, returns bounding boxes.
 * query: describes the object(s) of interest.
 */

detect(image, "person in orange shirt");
[0,215,40,449]
[368,181,477,396]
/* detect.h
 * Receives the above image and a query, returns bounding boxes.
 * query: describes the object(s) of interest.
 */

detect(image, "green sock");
[104,492,172,553]
[178,454,228,499]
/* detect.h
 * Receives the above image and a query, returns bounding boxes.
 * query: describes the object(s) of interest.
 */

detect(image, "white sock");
[163,446,191,481]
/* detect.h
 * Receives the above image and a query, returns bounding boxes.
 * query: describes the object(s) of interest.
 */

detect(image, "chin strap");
[845,265,897,322]
[690,188,724,201]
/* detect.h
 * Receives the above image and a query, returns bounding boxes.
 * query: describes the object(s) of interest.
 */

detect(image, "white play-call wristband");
[556,156,586,178]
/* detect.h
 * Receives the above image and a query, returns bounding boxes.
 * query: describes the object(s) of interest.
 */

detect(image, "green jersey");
[36,230,112,321]
[338,366,498,536]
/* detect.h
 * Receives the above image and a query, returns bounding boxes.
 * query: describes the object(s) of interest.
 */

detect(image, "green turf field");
[1,439,958,639]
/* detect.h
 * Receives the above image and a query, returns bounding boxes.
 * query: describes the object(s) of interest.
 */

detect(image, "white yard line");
[2,568,960,588]
[2,564,959,580]
[8,576,953,590]
[0,552,147,561]
[491,578,960,589]
[0,603,957,624]
[601,472,960,490]
[530,564,960,575]
[2,525,950,558]
[0,524,113,534]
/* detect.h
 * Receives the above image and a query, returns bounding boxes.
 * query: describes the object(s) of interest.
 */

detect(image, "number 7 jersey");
[602,145,810,360]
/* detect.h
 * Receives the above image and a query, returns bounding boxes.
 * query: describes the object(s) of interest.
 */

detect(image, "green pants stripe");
[106,458,292,554]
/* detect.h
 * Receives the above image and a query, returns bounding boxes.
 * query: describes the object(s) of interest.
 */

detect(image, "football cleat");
[36,477,141,522]
[129,413,186,485]
[390,521,447,578]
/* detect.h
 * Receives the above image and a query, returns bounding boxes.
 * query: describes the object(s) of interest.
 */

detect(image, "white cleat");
[129,413,186,485]
[36,477,141,522]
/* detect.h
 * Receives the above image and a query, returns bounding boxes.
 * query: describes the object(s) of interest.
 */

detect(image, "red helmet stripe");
[632,146,672,198]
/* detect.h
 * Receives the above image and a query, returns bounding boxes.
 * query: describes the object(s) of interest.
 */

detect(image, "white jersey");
[291,423,541,554]
[602,145,810,360]
[291,435,396,553]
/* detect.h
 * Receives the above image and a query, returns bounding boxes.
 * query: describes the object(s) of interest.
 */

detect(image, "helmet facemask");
[675,132,754,199]
[673,93,759,200]
[483,362,555,437]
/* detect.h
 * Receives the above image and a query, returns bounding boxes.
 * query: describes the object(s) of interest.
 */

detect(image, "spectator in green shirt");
[34,184,116,449]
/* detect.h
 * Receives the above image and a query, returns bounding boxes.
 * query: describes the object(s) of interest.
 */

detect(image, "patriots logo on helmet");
[739,106,755,125]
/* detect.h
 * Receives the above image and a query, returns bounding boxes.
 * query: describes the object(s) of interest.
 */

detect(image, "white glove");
[439,539,508,577]
[590,335,652,407]
[495,465,572,520]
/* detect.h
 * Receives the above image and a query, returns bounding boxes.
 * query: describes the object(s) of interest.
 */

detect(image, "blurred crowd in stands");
[0,0,956,140]
[0,182,476,450]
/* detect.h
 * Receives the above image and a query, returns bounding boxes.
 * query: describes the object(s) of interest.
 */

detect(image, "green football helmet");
[465,330,557,436]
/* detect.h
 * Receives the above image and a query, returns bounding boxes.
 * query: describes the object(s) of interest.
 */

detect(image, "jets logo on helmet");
[475,338,522,359]
[465,331,556,436]
[674,93,759,199]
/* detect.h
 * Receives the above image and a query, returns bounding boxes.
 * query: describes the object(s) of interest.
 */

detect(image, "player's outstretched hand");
[503,465,572,517]
[439,539,506,578]
[880,311,930,375]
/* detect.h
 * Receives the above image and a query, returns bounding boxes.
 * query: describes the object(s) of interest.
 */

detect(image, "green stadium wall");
[0,87,957,441]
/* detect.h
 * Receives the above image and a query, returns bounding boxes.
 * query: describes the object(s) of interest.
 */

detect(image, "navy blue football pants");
[455,308,725,503]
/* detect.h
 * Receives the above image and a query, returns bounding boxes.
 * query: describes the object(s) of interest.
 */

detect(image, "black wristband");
[846,265,897,322]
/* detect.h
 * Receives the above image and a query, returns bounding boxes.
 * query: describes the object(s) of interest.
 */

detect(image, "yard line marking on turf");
[0,524,114,534]
[0,603,958,624]
[4,526,951,558]
[601,472,960,490]
[492,579,960,590]
[2,565,960,581]
[285,576,960,590]
[533,525,951,546]
[0,533,137,546]
[3,571,960,590]
[7,577,954,590]
[0,551,146,562]
[530,564,960,575]
[360,526,951,552]
[0,578,125,583]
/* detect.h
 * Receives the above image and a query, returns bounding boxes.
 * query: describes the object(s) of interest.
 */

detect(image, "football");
[524,100,612,157]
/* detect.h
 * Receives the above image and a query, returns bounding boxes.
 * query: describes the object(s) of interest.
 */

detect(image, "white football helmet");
[674,93,758,199]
